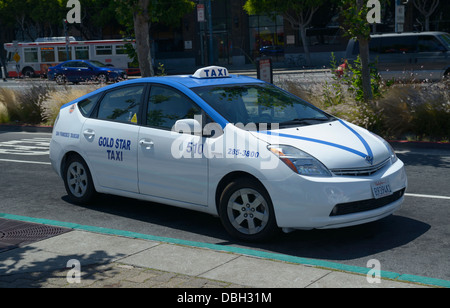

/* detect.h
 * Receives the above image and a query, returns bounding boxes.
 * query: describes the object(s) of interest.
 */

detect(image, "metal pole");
[207,0,214,65]
[63,19,69,60]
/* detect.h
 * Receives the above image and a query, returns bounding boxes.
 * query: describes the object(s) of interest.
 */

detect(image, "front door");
[137,84,208,206]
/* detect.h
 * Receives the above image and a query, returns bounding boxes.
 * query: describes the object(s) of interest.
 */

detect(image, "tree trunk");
[133,0,154,77]
[357,36,373,102]
[299,24,311,66]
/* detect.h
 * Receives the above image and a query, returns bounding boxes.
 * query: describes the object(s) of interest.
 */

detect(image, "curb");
[1,213,449,288]
[0,124,53,133]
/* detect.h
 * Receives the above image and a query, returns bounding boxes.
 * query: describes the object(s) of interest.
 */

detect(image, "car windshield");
[193,83,335,128]
[89,60,107,67]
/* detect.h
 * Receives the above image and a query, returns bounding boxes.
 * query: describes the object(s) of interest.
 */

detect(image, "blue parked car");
[48,60,127,85]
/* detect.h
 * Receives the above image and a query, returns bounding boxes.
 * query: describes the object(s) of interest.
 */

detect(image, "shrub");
[0,85,53,124]
[276,77,450,142]
[41,85,100,125]
[0,102,9,123]
[0,88,20,122]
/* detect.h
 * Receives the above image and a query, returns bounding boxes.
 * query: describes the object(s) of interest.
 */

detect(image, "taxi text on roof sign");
[192,66,229,79]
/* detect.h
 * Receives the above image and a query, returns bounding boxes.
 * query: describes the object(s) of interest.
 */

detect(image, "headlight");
[372,133,398,164]
[268,145,332,177]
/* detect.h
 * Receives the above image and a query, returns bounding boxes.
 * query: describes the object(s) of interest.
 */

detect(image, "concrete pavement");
[0,216,443,289]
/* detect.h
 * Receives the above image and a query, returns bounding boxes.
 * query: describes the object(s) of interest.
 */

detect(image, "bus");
[3,37,139,78]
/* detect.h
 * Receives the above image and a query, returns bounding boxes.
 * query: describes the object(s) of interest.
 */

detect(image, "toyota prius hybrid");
[50,66,407,241]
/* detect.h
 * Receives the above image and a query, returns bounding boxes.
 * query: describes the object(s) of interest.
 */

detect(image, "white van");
[345,32,450,81]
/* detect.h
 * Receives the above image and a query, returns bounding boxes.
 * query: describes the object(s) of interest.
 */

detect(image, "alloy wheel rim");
[67,162,88,198]
[227,188,269,235]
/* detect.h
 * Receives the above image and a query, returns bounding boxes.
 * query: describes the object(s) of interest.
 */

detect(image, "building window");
[248,15,284,60]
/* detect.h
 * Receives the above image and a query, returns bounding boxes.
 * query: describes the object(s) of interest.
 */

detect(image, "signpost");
[257,58,273,84]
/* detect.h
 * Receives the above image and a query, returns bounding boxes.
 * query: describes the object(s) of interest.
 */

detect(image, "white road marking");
[0,158,51,165]
[405,193,450,200]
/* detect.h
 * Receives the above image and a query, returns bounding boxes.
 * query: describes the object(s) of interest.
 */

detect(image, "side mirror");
[173,119,202,136]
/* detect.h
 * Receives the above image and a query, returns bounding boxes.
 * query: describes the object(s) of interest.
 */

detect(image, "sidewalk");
[0,217,440,288]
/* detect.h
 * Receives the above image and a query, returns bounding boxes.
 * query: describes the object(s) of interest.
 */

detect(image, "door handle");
[139,139,154,149]
[83,129,95,140]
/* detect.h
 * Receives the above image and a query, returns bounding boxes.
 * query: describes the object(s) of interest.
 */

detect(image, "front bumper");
[264,159,407,230]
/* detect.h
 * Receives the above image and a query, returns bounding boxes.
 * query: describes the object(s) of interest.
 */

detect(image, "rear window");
[78,93,101,117]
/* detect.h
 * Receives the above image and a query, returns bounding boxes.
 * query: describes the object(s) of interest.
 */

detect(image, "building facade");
[152,0,348,72]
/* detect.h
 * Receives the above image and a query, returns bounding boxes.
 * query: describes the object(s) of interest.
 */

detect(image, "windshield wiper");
[278,117,332,127]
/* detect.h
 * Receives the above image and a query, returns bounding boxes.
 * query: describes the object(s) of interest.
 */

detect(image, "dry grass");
[0,84,100,125]
[41,85,100,124]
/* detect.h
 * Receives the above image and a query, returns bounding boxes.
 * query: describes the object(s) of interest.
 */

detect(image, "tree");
[339,0,374,102]
[243,0,322,66]
[114,0,195,77]
[413,0,439,31]
[0,0,67,41]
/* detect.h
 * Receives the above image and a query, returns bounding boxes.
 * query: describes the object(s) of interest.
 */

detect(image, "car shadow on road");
[62,193,430,263]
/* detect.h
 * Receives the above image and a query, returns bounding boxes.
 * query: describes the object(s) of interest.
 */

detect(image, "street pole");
[207,0,214,65]
[63,19,70,60]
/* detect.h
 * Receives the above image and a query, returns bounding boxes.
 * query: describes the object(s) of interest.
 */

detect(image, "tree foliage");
[113,0,195,77]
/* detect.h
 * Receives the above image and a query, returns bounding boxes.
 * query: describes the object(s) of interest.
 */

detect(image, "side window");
[96,85,144,124]
[63,61,78,68]
[379,37,416,54]
[146,85,202,129]
[78,93,101,117]
[418,36,445,52]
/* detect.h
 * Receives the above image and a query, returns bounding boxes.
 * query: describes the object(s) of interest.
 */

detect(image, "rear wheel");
[218,178,278,242]
[55,74,66,85]
[63,155,96,204]
[97,73,108,83]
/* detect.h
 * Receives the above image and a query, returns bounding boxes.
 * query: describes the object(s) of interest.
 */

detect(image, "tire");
[55,74,66,85]
[63,155,96,204]
[218,178,278,242]
[22,67,35,78]
[97,73,108,83]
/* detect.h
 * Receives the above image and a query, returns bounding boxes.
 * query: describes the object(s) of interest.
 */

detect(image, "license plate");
[371,179,393,199]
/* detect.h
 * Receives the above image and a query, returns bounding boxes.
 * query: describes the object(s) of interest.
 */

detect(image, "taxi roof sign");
[192,66,229,79]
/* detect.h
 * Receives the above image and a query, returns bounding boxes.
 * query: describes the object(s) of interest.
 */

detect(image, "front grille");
[330,188,405,216]
[331,158,390,176]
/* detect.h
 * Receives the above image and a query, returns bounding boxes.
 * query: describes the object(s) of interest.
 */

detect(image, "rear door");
[80,84,146,193]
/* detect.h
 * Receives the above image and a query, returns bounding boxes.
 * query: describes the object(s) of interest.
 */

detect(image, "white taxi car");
[50,66,407,241]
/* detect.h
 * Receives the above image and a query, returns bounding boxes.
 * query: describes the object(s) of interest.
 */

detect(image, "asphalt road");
[0,130,449,282]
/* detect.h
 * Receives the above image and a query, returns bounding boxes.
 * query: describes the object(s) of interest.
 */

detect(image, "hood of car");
[250,119,391,170]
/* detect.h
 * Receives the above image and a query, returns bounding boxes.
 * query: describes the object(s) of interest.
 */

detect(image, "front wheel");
[218,178,278,242]
[63,155,96,204]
